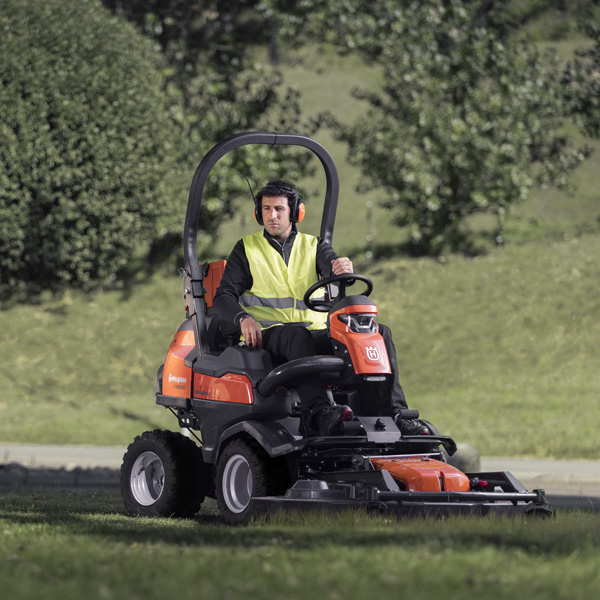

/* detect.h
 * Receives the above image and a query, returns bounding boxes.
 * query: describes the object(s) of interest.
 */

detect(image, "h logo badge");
[366,346,380,361]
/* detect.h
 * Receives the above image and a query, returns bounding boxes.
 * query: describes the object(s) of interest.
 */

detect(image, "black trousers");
[261,323,408,417]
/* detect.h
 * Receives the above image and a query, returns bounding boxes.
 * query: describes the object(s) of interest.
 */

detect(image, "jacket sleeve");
[316,238,339,278]
[213,239,254,325]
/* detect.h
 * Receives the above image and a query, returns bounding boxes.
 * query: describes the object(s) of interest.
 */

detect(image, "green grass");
[0,278,179,445]
[1,490,599,600]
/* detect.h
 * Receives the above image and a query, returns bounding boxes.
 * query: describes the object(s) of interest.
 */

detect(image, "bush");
[0,0,183,293]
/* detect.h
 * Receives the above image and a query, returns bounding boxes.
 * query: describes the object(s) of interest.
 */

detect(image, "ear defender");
[254,202,264,226]
[294,199,305,223]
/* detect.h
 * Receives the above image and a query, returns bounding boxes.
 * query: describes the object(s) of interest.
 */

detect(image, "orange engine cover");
[329,304,391,375]
[371,457,470,492]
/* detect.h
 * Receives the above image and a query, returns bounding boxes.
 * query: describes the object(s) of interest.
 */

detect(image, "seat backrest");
[203,260,227,308]
[201,260,241,352]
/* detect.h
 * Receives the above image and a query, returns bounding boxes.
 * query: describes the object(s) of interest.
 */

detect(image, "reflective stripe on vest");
[241,232,328,331]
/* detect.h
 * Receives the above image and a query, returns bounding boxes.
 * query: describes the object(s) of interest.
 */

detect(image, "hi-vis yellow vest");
[240,232,328,331]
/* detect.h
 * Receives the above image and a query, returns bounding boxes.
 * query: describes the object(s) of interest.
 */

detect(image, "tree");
[0,0,185,293]
[278,0,590,254]
[102,1,289,138]
[101,1,316,261]
[563,16,600,138]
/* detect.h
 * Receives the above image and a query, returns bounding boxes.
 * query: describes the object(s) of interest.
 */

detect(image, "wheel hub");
[222,454,253,513]
[130,451,165,506]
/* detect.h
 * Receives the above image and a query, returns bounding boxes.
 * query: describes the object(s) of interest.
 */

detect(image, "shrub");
[0,0,182,293]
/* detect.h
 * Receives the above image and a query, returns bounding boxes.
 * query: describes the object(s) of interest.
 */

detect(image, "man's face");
[261,195,292,239]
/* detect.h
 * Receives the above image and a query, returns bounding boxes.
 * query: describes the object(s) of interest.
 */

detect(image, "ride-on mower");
[120,132,551,523]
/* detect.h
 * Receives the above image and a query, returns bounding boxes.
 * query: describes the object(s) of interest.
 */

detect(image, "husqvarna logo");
[365,346,380,361]
[168,374,188,384]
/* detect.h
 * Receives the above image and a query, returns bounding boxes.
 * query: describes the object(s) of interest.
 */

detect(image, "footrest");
[338,420,366,435]
[396,409,420,420]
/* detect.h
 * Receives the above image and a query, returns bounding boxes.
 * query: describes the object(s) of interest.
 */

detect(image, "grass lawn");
[0,490,599,600]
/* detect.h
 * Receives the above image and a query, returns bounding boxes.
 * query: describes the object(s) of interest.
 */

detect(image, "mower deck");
[251,472,552,519]
[250,416,553,519]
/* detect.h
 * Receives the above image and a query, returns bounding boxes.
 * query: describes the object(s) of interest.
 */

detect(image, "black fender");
[257,356,347,396]
[203,418,302,465]
[421,419,456,458]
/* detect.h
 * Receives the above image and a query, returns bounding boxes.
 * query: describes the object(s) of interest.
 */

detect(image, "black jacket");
[213,227,339,325]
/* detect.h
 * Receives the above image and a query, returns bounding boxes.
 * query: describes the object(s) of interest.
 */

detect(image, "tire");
[215,437,289,525]
[120,429,210,518]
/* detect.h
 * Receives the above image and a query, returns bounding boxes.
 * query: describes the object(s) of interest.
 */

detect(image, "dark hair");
[256,179,302,210]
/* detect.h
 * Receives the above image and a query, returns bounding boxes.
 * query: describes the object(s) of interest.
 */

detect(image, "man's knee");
[287,325,316,352]
[275,324,316,358]
[378,322,393,342]
[378,322,398,363]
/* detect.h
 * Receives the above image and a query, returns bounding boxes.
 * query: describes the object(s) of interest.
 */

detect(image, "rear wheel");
[121,430,210,518]
[215,438,288,524]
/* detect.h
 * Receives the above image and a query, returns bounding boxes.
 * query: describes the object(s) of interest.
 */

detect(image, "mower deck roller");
[120,132,553,523]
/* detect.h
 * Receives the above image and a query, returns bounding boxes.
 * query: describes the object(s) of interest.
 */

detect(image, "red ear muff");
[254,200,264,225]
[296,200,305,223]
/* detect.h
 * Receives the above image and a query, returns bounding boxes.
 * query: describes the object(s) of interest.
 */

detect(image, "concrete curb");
[1,443,124,470]
[0,463,119,492]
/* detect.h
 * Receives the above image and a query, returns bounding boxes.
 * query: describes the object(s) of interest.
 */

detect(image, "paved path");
[1,443,599,509]
[1,443,125,470]
[480,456,600,511]
[480,456,600,497]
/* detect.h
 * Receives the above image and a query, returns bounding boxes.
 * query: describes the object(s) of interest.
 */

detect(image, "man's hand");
[331,257,353,275]
[240,315,262,348]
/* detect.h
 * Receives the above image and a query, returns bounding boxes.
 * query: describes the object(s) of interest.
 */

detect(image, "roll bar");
[182,131,340,357]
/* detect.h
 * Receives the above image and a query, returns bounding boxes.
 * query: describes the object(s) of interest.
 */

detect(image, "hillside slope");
[1,231,597,458]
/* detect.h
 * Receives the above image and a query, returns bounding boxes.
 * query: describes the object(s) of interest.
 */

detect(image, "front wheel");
[121,430,210,518]
[215,438,288,524]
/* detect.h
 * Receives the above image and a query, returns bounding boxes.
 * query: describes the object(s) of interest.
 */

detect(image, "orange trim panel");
[193,372,253,404]
[371,457,470,492]
[163,329,194,397]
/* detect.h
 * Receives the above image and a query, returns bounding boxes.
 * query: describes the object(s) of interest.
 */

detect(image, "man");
[213,179,428,437]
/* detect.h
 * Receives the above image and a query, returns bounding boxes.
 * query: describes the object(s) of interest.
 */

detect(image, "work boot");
[317,405,354,436]
[395,416,430,436]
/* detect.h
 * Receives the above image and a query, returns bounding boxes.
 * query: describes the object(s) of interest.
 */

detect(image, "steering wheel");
[303,273,374,313]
